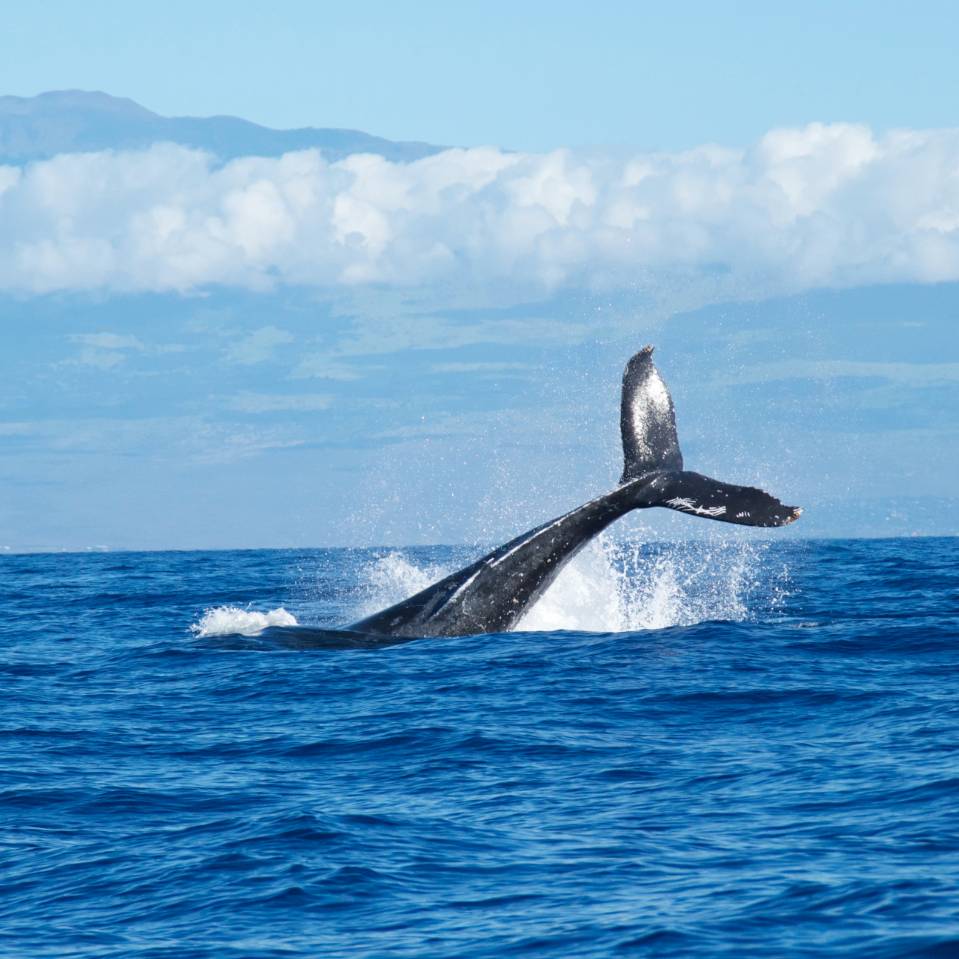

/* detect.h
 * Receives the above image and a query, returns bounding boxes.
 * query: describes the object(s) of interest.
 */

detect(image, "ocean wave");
[5,539,957,957]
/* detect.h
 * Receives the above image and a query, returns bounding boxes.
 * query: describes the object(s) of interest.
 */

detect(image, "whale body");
[348,346,801,639]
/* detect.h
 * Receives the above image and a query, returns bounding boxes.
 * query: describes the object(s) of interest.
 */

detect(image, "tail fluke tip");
[627,345,655,367]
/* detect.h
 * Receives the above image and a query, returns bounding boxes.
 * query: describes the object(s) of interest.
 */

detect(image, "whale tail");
[621,347,801,528]
[620,345,684,483]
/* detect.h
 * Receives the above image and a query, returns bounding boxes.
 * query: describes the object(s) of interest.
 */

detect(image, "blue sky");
[4,1,959,151]
[1,6,958,550]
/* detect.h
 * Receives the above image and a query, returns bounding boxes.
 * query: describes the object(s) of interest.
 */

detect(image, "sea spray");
[191,605,298,637]
[518,535,769,631]
[347,535,783,633]
[191,537,785,637]
[351,551,454,620]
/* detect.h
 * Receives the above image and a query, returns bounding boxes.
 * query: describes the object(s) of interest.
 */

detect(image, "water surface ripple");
[1,538,958,957]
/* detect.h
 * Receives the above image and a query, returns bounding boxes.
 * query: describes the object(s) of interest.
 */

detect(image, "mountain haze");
[0,90,444,164]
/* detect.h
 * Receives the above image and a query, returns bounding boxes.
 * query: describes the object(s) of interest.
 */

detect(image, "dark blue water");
[2,538,958,957]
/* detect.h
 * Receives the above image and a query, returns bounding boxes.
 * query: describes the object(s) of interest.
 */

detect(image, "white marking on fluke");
[666,497,726,518]
[629,370,671,459]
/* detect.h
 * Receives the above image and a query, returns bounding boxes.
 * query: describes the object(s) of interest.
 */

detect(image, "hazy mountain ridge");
[0,90,445,164]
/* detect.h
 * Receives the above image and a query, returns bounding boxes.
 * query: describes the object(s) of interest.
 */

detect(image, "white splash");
[352,535,777,634]
[519,536,761,631]
[352,551,452,619]
[190,605,298,637]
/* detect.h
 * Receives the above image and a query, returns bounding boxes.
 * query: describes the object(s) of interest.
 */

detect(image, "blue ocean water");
[1,536,958,958]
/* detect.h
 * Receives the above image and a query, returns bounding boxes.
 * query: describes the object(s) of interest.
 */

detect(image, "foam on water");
[191,605,298,637]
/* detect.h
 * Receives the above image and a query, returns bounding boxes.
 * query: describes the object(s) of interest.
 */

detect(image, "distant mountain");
[0,90,445,164]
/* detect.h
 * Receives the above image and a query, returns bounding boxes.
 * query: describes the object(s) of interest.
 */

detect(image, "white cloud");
[290,356,366,380]
[431,361,531,373]
[70,333,145,350]
[326,313,591,357]
[2,124,959,295]
[714,359,959,387]
[0,415,306,464]
[226,392,333,413]
[72,349,125,370]
[63,330,147,368]
[224,325,294,364]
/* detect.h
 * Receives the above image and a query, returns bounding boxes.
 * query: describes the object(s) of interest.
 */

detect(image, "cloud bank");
[2,123,959,295]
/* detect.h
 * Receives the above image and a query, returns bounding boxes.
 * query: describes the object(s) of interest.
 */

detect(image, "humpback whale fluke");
[348,348,800,638]
[621,345,683,482]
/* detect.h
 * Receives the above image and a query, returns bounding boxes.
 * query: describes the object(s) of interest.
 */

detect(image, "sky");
[4,1,959,151]
[1,5,958,550]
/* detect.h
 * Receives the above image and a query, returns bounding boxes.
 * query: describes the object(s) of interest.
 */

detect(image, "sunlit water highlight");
[2,537,958,957]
